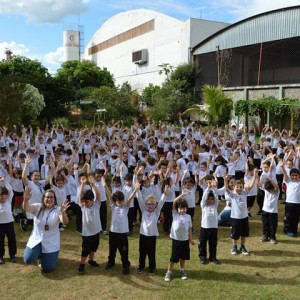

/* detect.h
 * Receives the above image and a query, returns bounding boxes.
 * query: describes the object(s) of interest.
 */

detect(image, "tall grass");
[1,201,299,300]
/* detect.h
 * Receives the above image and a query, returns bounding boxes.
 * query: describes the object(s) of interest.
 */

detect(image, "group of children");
[0,120,300,281]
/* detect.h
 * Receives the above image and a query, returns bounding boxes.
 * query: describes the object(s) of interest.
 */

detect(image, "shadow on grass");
[185,269,300,286]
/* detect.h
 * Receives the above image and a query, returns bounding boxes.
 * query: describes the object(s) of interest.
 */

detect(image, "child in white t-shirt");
[77,175,101,274]
[260,178,279,244]
[136,184,168,275]
[104,182,139,274]
[164,192,195,282]
[199,183,220,265]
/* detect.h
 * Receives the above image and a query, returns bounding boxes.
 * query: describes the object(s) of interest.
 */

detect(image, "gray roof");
[193,5,300,55]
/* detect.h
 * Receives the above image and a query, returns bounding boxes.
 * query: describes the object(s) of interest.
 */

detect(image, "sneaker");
[137,267,144,274]
[248,213,252,219]
[199,256,206,264]
[179,270,188,280]
[240,246,250,256]
[287,232,297,237]
[0,257,4,264]
[260,235,270,242]
[10,256,17,263]
[164,271,172,282]
[270,239,278,244]
[149,268,156,276]
[37,258,42,268]
[105,262,115,270]
[102,230,108,235]
[210,258,220,265]
[231,246,238,255]
[123,266,130,274]
[20,218,27,231]
[77,264,85,274]
[59,227,64,231]
[88,260,100,267]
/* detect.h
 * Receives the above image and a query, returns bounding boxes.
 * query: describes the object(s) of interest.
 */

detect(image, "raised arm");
[22,186,35,214]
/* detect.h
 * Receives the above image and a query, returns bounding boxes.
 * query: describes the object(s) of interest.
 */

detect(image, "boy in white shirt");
[199,184,220,265]
[136,185,168,275]
[77,176,101,274]
[260,178,279,244]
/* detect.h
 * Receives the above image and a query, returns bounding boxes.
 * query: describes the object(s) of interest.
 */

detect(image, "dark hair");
[94,169,105,176]
[112,191,125,202]
[207,191,215,199]
[81,189,94,201]
[290,168,300,176]
[264,181,275,191]
[174,199,188,210]
[124,173,133,181]
[0,186,9,196]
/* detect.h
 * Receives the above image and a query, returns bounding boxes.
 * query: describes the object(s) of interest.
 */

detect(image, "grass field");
[1,200,299,300]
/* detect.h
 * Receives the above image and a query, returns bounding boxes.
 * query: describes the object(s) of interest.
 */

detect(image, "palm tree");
[182,85,232,126]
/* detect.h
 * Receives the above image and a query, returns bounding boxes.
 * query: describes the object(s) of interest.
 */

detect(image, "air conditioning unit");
[132,49,148,65]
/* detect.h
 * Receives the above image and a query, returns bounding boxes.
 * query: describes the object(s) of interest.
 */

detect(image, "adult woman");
[23,187,69,272]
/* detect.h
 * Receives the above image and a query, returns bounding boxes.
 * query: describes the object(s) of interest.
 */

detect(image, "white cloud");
[44,47,64,65]
[0,0,90,23]
[0,41,30,59]
[210,0,300,21]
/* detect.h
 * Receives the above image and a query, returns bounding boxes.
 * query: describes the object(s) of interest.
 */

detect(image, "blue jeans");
[218,209,231,226]
[24,243,59,272]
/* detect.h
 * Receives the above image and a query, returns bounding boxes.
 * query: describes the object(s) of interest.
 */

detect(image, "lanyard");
[45,207,56,225]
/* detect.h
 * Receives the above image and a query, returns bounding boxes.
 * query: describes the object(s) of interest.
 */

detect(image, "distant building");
[84,9,228,90]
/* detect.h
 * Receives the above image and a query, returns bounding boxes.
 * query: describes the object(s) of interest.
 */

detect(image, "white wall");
[84,9,229,90]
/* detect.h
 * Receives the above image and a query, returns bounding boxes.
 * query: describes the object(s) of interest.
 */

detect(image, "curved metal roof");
[193,5,300,55]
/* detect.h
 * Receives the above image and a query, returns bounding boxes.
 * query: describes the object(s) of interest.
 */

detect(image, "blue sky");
[0,0,299,74]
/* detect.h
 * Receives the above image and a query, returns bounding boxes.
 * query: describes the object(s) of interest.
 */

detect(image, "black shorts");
[170,239,190,263]
[247,195,256,208]
[81,232,100,257]
[231,217,249,240]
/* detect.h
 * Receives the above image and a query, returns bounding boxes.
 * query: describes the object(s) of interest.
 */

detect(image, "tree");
[56,60,115,91]
[0,75,45,126]
[170,63,201,94]
[183,85,232,126]
[141,84,161,107]
[147,80,194,122]
[91,85,138,123]
[0,55,68,122]
[22,84,45,122]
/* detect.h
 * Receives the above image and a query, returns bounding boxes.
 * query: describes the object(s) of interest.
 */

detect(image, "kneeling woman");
[23,187,69,272]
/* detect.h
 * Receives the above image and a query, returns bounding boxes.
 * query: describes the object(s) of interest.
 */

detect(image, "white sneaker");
[164,271,172,282]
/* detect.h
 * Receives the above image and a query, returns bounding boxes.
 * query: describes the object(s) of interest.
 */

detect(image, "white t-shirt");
[170,211,192,241]
[262,189,279,213]
[229,190,248,219]
[81,201,102,236]
[285,179,300,204]
[109,203,129,233]
[201,189,219,228]
[137,192,166,236]
[0,182,14,224]
[26,204,61,253]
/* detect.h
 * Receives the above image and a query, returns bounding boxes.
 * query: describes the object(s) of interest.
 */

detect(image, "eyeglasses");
[44,196,54,199]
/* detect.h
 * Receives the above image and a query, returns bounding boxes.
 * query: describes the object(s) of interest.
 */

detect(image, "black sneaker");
[105,262,115,270]
[231,246,238,255]
[149,268,156,276]
[248,213,252,219]
[123,266,130,274]
[77,264,85,274]
[240,246,250,256]
[88,260,100,267]
[137,267,144,274]
[210,258,220,265]
[10,256,17,263]
[20,219,27,231]
[200,256,206,264]
[260,235,270,242]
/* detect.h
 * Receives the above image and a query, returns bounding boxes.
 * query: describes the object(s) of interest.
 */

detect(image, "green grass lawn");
[1,201,299,300]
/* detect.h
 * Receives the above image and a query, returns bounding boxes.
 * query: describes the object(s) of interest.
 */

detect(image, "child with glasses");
[136,184,169,275]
